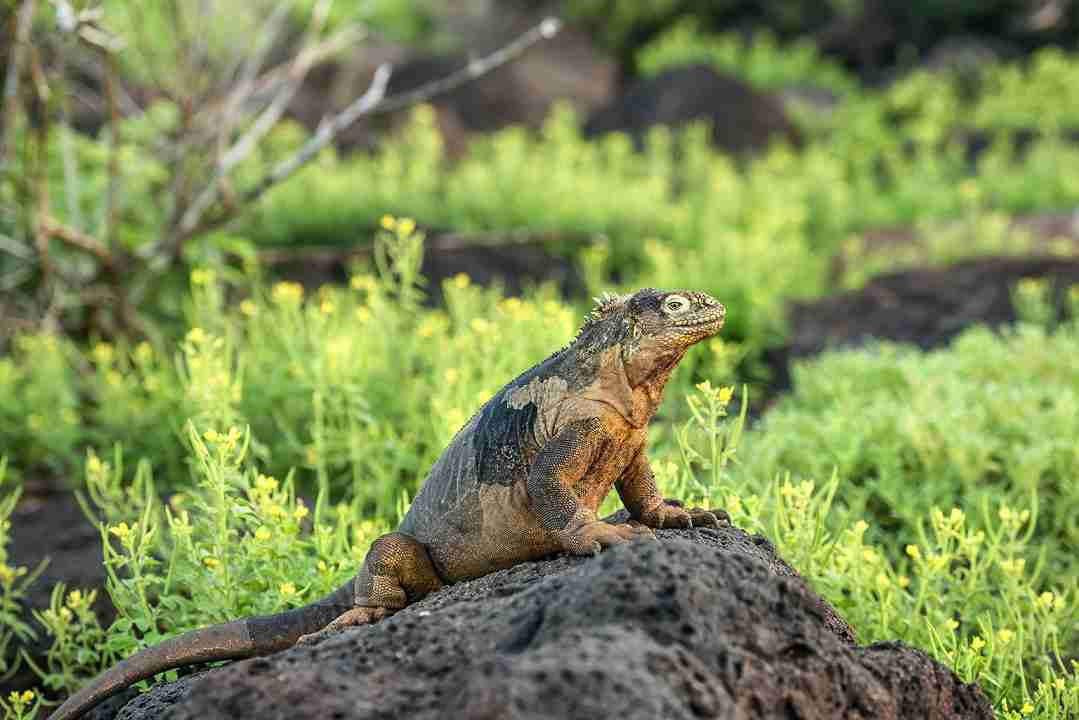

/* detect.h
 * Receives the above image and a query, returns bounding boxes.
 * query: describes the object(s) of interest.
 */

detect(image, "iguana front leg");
[528,419,653,555]
[617,445,729,529]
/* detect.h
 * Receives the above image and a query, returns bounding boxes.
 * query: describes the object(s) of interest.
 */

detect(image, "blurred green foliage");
[636,20,859,93]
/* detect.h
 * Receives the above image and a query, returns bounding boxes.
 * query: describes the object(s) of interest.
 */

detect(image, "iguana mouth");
[673,306,726,331]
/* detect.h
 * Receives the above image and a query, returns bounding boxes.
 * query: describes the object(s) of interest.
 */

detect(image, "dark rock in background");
[583,64,801,156]
[766,255,1079,391]
[288,23,617,158]
[109,520,991,720]
[257,228,591,303]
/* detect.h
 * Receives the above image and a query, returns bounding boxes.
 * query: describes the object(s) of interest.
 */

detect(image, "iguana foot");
[558,518,655,556]
[637,499,731,530]
[297,607,390,646]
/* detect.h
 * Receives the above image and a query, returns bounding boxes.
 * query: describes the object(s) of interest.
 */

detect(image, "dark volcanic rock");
[584,64,802,156]
[288,25,616,158]
[113,521,991,720]
[767,255,1079,390]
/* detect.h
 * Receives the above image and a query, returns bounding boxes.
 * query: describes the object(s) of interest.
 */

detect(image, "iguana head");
[621,288,726,349]
[574,288,725,390]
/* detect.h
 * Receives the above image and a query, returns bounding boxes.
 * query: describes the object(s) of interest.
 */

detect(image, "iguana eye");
[663,295,689,314]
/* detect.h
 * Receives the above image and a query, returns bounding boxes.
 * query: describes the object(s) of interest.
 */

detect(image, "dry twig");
[0,0,37,170]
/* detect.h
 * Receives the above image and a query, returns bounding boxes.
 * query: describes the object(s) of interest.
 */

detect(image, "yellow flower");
[355,306,372,323]
[416,317,439,338]
[186,327,208,345]
[1016,277,1045,296]
[203,429,222,443]
[240,299,258,317]
[999,558,1025,577]
[397,218,416,235]
[1037,591,1055,609]
[905,544,921,560]
[256,474,278,493]
[875,572,890,589]
[717,386,734,405]
[306,446,318,466]
[862,549,879,565]
[92,342,115,365]
[143,375,161,393]
[66,589,85,609]
[190,268,214,286]
[59,607,73,623]
[19,689,34,704]
[279,582,297,597]
[255,527,272,542]
[1054,677,1066,691]
[272,281,304,305]
[294,504,309,521]
[451,273,471,290]
[317,560,329,573]
[109,522,132,542]
[852,520,869,535]
[1022,701,1034,715]
[444,368,460,385]
[134,341,154,364]
[998,628,1014,644]
[87,453,104,476]
[970,636,985,652]
[380,214,396,230]
[945,619,959,632]
[320,299,335,315]
[106,370,123,387]
[203,557,220,570]
[897,575,910,589]
[469,317,492,335]
[350,274,377,292]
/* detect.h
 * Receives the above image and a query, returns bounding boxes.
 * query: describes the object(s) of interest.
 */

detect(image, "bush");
[636,20,859,94]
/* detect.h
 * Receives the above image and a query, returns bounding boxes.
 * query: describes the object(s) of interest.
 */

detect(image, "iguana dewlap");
[51,288,726,720]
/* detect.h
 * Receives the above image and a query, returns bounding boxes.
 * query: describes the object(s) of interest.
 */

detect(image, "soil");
[3,488,111,697]
[104,515,991,720]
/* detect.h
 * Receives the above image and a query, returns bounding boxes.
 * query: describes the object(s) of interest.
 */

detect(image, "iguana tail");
[48,578,356,720]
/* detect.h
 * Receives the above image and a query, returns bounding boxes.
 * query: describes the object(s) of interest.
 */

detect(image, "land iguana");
[51,288,727,720]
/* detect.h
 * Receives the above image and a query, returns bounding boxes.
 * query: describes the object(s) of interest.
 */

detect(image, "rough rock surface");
[110,519,991,720]
[583,64,802,156]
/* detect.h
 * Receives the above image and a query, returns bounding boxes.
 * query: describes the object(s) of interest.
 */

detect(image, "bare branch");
[0,0,37,170]
[236,63,391,209]
[212,23,365,137]
[233,16,563,218]
[101,51,122,249]
[376,17,562,115]
[215,1,292,158]
[37,215,110,261]
[175,0,333,238]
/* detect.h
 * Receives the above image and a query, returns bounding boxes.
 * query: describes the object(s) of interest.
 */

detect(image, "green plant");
[0,459,47,679]
[637,20,859,94]
[656,385,1079,718]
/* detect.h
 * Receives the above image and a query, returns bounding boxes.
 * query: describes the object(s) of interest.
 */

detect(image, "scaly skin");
[50,288,726,720]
